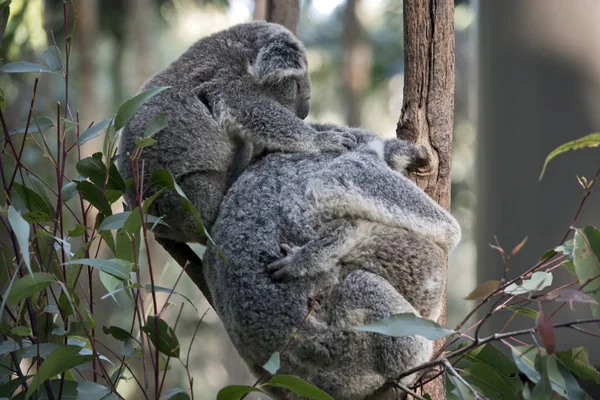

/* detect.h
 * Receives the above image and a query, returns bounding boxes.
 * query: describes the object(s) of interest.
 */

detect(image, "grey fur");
[204,128,461,399]
[116,22,355,244]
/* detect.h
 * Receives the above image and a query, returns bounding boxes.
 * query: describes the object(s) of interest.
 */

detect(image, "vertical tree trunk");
[254,0,267,20]
[341,0,371,127]
[397,0,455,399]
[266,0,299,34]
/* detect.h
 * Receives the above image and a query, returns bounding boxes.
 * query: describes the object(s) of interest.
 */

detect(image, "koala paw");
[313,130,357,152]
[267,243,306,281]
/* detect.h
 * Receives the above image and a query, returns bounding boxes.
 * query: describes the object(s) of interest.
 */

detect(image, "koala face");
[262,71,311,120]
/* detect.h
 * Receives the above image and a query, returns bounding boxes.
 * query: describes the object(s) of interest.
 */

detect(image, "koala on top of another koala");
[117,22,355,245]
[203,127,461,400]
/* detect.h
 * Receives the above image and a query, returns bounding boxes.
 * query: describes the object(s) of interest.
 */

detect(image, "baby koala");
[203,125,460,399]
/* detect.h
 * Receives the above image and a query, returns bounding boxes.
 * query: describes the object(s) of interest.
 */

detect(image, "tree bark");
[266,0,299,34]
[397,0,455,399]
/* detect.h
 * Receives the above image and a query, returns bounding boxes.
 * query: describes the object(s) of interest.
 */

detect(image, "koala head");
[249,24,312,119]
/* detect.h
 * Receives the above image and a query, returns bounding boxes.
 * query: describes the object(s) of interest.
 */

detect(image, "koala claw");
[313,130,357,152]
[267,243,303,281]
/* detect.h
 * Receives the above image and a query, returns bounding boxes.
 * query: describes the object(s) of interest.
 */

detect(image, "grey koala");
[116,21,355,244]
[203,128,461,399]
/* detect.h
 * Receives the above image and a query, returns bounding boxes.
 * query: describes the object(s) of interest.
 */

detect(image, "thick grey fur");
[116,21,355,244]
[204,128,461,399]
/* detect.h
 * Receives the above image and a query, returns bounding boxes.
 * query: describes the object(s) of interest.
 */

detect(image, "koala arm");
[267,219,355,281]
[199,78,356,153]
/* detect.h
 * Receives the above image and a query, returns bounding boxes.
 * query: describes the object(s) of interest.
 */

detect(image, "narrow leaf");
[7,272,55,306]
[143,316,180,358]
[66,258,132,280]
[556,347,600,384]
[8,116,54,135]
[573,227,600,318]
[8,206,32,274]
[78,118,112,146]
[114,87,170,131]
[144,112,168,138]
[464,280,500,300]
[40,45,62,71]
[352,312,455,340]
[262,376,333,400]
[0,61,60,75]
[25,345,95,399]
[262,352,280,375]
[540,133,600,179]
[144,284,197,312]
[216,386,265,400]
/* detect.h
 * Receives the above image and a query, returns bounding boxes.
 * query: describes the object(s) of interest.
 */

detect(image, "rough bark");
[396,0,455,399]
[266,0,299,34]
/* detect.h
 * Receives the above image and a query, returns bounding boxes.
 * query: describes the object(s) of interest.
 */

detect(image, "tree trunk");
[397,0,455,399]
[266,0,299,34]
[341,0,371,127]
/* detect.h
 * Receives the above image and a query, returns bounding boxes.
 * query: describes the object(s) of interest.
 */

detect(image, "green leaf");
[0,61,60,75]
[12,182,55,218]
[114,87,170,131]
[461,361,520,400]
[0,338,20,356]
[262,376,333,400]
[22,379,78,400]
[465,344,521,381]
[66,258,132,280]
[7,272,55,306]
[76,381,113,400]
[556,347,600,384]
[10,326,31,337]
[143,316,180,358]
[504,271,553,295]
[144,284,197,312]
[115,208,142,263]
[75,181,113,215]
[102,325,134,342]
[512,346,590,400]
[540,133,600,180]
[144,112,168,138]
[216,386,265,400]
[76,153,126,192]
[135,136,156,148]
[78,118,112,146]
[352,312,455,340]
[446,374,475,400]
[531,354,552,400]
[0,374,31,398]
[99,271,122,302]
[40,45,62,71]
[68,224,88,238]
[25,345,94,399]
[556,239,574,261]
[573,227,600,318]
[162,388,190,400]
[8,116,54,135]
[7,206,32,275]
[506,306,538,319]
[99,211,166,231]
[61,181,78,202]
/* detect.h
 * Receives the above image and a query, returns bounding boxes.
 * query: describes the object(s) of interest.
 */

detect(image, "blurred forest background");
[3,0,600,397]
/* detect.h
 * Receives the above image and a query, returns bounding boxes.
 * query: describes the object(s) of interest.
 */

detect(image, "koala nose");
[297,99,310,120]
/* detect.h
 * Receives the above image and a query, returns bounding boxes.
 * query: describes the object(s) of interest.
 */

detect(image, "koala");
[203,128,461,399]
[116,22,355,245]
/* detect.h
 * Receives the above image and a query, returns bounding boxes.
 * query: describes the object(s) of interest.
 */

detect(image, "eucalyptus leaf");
[0,61,60,75]
[540,133,600,179]
[66,258,132,280]
[7,206,32,275]
[504,271,553,295]
[573,227,600,318]
[261,375,333,400]
[78,119,112,146]
[143,316,180,358]
[353,312,455,340]
[114,87,170,131]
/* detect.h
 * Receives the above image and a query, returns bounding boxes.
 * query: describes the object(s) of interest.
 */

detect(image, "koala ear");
[249,35,307,84]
